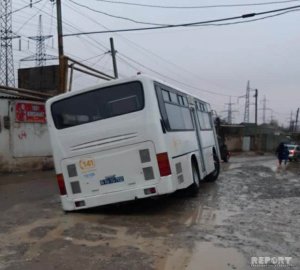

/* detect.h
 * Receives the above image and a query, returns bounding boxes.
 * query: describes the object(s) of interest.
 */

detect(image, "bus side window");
[197,110,212,130]
[162,90,170,102]
[183,97,188,106]
[155,83,194,132]
[177,95,184,106]
[170,92,178,104]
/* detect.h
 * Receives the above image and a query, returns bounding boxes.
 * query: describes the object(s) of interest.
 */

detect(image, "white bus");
[46,75,220,211]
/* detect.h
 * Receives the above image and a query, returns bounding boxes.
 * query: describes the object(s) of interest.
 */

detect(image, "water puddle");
[227,163,242,170]
[186,242,247,270]
[163,242,247,270]
[183,207,236,227]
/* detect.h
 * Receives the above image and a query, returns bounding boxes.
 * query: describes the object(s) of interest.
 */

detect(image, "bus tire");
[206,152,220,182]
[188,160,200,195]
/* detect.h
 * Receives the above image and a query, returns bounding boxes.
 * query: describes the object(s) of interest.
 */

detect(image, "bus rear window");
[51,81,144,129]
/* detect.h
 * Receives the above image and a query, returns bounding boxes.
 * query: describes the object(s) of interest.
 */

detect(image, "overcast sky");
[11,0,300,125]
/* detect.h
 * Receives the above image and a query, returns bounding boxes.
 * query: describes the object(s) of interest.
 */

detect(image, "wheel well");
[212,147,219,161]
[191,155,200,176]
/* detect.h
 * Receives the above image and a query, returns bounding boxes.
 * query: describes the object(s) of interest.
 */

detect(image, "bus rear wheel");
[206,154,220,182]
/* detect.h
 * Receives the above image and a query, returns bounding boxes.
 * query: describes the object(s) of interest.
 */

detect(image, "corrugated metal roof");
[0,95,43,101]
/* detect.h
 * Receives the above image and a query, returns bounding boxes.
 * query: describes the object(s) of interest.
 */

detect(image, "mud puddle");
[163,242,246,270]
[1,155,299,270]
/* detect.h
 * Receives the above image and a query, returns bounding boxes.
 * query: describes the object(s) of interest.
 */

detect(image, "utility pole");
[254,89,258,125]
[262,96,267,124]
[270,110,274,122]
[289,111,294,132]
[56,0,67,93]
[227,97,233,124]
[109,37,118,79]
[295,108,299,132]
[244,80,250,123]
[253,89,258,152]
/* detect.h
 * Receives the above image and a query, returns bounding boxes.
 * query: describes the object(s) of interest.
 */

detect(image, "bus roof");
[46,74,210,106]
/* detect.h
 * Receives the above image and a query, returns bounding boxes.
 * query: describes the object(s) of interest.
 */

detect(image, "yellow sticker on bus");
[79,158,95,172]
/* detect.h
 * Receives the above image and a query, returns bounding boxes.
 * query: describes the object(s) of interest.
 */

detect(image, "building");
[0,94,53,173]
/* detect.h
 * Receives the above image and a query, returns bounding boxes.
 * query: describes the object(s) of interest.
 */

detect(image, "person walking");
[275,142,289,170]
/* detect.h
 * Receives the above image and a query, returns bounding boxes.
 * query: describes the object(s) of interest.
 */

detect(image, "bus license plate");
[100,175,125,186]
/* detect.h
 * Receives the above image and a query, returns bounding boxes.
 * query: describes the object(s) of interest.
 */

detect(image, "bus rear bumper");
[61,175,174,211]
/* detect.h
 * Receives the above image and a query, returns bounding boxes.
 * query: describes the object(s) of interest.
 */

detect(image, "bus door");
[190,106,206,175]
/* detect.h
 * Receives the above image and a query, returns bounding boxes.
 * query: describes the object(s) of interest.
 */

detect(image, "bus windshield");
[51,81,144,129]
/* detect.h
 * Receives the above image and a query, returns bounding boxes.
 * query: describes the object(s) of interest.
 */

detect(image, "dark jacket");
[276,143,289,159]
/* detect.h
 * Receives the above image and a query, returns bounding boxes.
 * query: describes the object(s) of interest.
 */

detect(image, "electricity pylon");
[0,0,19,86]
[20,15,56,66]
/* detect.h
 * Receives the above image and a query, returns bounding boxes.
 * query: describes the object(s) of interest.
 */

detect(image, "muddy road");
[0,155,299,270]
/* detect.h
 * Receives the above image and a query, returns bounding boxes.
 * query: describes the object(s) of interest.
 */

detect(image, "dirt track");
[0,154,299,270]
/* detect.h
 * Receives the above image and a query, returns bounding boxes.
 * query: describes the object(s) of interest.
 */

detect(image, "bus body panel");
[60,174,174,211]
[61,141,160,199]
[47,77,165,173]
[46,75,220,210]
[171,150,200,190]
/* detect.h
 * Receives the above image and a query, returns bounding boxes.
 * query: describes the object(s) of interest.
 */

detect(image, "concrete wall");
[257,133,288,152]
[0,98,53,173]
[220,125,291,153]
[0,99,10,171]
[225,136,243,152]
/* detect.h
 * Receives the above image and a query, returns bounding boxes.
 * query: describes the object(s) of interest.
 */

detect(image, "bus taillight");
[56,174,67,195]
[156,152,171,177]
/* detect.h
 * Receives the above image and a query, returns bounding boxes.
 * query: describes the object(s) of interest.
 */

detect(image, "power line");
[63,1,244,96]
[68,0,167,26]
[117,55,140,72]
[73,53,109,81]
[28,2,109,56]
[96,0,299,9]
[63,5,300,36]
[62,1,109,51]
[94,0,300,9]
[15,0,48,34]
[0,0,43,19]
[118,53,238,97]
[191,8,300,27]
[46,0,55,48]
[66,0,235,93]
